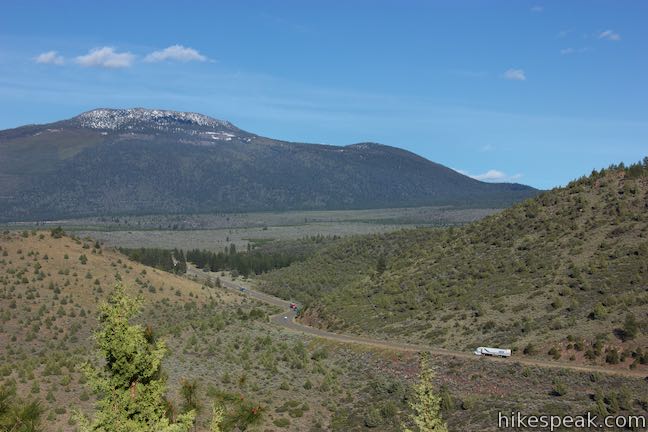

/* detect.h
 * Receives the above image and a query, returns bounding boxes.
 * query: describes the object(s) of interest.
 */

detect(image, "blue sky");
[1,0,646,189]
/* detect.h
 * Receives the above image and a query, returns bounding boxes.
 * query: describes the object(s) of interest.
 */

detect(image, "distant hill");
[260,161,648,368]
[0,108,538,221]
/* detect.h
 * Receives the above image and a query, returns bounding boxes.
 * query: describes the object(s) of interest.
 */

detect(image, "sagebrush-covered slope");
[260,161,648,365]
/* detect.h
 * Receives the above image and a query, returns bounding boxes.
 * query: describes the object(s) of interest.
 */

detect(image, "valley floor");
[1,206,499,252]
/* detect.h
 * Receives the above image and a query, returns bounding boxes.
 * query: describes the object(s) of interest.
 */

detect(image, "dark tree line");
[186,245,300,277]
[120,248,187,274]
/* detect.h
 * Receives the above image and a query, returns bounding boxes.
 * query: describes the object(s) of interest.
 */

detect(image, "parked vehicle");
[474,347,511,357]
[289,302,298,310]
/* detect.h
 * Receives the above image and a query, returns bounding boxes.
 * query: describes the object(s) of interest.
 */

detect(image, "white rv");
[474,347,511,358]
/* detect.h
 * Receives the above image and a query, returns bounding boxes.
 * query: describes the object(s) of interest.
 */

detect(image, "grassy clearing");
[2,206,499,254]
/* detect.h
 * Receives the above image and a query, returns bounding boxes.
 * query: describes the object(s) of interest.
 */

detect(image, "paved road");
[186,265,647,379]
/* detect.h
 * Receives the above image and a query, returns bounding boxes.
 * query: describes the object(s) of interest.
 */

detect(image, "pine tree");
[376,255,387,275]
[403,352,448,432]
[209,403,224,432]
[622,313,638,341]
[180,379,200,414]
[0,384,43,432]
[75,284,195,432]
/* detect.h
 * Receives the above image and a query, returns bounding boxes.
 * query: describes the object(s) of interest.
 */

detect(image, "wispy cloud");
[75,47,135,69]
[598,30,621,41]
[530,5,544,13]
[480,144,494,152]
[144,45,207,63]
[457,169,522,182]
[34,51,64,65]
[503,68,526,81]
[560,47,591,55]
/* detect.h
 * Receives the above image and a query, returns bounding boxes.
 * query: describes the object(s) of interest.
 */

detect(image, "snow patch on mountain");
[75,108,233,130]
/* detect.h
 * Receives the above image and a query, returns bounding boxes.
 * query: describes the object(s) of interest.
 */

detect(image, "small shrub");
[605,349,620,364]
[523,343,537,355]
[273,418,290,428]
[552,380,567,396]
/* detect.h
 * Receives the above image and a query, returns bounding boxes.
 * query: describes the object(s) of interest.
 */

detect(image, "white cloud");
[480,144,494,152]
[34,51,64,65]
[457,169,523,183]
[503,68,526,81]
[144,45,207,63]
[75,47,135,69]
[530,5,544,12]
[598,30,621,41]
[560,47,591,55]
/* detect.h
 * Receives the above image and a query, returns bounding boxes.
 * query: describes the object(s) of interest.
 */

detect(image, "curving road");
[186,265,647,379]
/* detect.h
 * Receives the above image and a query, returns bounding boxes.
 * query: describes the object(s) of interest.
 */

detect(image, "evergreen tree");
[50,226,65,238]
[376,255,387,274]
[403,352,448,432]
[209,403,224,432]
[621,313,638,341]
[0,384,43,432]
[173,249,187,274]
[180,379,200,414]
[75,284,195,432]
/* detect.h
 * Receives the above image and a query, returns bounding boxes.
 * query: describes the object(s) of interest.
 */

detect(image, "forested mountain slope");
[0,108,538,221]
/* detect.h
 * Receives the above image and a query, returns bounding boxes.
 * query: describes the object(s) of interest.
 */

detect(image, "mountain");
[259,161,648,368]
[0,108,538,221]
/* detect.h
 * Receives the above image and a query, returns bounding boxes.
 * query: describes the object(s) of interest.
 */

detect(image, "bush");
[364,407,384,428]
[620,314,638,341]
[590,303,607,320]
[51,226,65,238]
[552,380,567,396]
[440,384,455,412]
[605,349,620,364]
[461,398,476,410]
[523,343,537,355]
[273,418,290,428]
[548,347,561,360]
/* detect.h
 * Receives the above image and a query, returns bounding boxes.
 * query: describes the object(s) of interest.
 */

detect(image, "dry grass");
[1,230,646,431]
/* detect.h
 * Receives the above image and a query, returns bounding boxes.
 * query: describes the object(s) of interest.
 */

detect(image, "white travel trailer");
[474,347,511,358]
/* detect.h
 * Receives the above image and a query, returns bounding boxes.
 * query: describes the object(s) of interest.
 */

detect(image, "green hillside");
[260,160,648,367]
[2,224,647,430]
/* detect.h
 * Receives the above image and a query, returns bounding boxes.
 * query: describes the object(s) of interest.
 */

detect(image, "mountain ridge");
[0,108,539,221]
